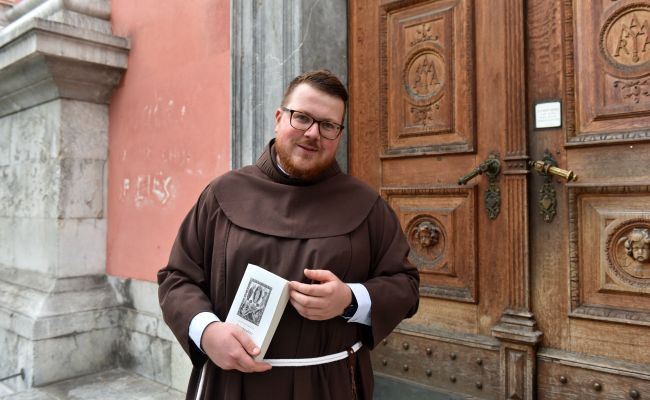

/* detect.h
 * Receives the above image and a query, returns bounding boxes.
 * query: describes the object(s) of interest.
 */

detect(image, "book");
[225,263,290,361]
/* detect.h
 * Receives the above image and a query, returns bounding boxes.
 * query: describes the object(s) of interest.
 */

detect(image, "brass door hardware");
[458,153,501,219]
[528,159,578,182]
[529,151,577,223]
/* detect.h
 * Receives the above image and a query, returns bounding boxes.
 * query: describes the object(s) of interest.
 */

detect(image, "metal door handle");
[528,160,577,182]
[458,153,501,219]
[457,154,501,185]
[529,151,578,223]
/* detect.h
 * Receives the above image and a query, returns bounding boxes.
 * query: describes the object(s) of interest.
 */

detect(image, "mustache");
[296,139,320,150]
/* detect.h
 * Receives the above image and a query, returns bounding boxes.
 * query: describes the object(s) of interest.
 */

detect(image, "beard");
[275,137,335,181]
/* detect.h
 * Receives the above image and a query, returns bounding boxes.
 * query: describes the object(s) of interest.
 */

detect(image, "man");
[158,70,419,400]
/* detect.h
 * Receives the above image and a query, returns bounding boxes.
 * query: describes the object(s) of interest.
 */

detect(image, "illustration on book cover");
[237,278,272,326]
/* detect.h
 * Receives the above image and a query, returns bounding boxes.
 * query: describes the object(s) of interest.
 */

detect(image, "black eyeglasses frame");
[280,107,344,140]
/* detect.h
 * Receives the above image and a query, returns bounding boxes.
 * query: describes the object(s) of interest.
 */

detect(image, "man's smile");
[297,143,319,152]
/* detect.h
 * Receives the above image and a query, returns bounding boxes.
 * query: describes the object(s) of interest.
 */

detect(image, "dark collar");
[255,139,341,186]
[212,139,379,238]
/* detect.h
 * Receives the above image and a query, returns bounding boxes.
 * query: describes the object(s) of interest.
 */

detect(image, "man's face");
[274,83,344,180]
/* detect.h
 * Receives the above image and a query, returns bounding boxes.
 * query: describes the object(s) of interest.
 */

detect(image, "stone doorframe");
[230,0,349,171]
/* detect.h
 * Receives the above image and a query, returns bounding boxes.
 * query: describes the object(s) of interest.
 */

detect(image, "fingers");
[302,268,336,282]
[202,323,272,373]
[289,268,348,321]
[225,344,271,373]
[290,288,325,309]
[235,354,272,373]
[290,297,328,320]
[288,280,315,294]
[232,328,261,357]
[289,270,338,297]
[230,327,272,372]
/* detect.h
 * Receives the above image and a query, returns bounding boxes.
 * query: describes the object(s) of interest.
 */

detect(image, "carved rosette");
[406,215,447,272]
[606,218,650,284]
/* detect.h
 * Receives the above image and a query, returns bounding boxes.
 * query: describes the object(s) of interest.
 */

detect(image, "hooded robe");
[158,140,420,400]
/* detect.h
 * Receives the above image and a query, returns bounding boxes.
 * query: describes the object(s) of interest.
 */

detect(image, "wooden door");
[349,0,536,398]
[529,0,650,398]
[350,0,650,399]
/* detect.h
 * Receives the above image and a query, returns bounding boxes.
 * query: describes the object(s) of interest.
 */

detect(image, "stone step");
[0,369,184,400]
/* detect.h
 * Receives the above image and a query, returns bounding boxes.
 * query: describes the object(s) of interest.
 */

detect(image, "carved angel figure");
[623,228,650,264]
[617,227,650,279]
[414,221,440,249]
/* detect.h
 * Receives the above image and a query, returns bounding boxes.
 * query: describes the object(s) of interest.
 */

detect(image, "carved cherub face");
[415,222,439,248]
[624,228,650,263]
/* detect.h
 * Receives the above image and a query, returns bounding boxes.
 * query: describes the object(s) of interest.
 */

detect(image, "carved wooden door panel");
[529,1,650,398]
[350,0,650,398]
[349,1,534,398]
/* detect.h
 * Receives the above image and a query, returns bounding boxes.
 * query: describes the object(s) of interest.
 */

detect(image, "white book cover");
[225,263,290,361]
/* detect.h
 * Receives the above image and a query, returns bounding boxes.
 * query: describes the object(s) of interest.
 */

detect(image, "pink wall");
[107,1,230,281]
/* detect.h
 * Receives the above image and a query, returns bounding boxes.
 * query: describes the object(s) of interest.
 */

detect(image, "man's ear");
[275,108,283,124]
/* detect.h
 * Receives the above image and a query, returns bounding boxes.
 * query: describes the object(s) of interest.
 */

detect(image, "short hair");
[281,70,348,118]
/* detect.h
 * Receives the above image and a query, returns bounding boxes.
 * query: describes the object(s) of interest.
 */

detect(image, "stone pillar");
[231,0,348,170]
[0,0,128,390]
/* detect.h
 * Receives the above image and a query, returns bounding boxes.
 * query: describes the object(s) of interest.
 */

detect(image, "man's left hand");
[289,269,352,320]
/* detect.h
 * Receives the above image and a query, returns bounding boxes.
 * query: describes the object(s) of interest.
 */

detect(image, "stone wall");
[109,278,191,393]
[0,273,190,392]
[1,0,349,394]
[0,0,129,391]
[0,100,108,277]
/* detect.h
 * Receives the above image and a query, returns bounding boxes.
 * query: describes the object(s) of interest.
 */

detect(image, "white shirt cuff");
[189,311,220,351]
[346,283,371,325]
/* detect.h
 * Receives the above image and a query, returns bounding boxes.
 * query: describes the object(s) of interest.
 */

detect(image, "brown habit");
[158,141,420,400]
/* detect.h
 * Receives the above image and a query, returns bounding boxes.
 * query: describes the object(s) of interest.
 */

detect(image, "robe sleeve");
[158,184,219,367]
[362,198,420,349]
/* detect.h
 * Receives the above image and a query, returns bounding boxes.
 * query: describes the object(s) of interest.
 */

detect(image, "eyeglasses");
[281,107,344,140]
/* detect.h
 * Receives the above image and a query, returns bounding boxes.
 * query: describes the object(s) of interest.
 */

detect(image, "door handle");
[528,160,578,182]
[458,153,501,220]
[529,151,577,223]
[457,154,501,185]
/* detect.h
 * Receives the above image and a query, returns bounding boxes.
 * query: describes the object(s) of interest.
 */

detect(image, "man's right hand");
[201,322,272,373]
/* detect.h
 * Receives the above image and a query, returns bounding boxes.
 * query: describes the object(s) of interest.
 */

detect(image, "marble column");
[231,0,348,170]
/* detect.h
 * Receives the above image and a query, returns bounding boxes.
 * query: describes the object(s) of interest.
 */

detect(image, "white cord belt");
[264,341,362,367]
[193,342,362,399]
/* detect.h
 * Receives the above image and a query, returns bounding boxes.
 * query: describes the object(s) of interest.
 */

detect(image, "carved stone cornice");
[0,15,129,117]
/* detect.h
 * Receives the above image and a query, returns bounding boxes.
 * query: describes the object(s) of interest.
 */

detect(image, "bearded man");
[158,70,420,400]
